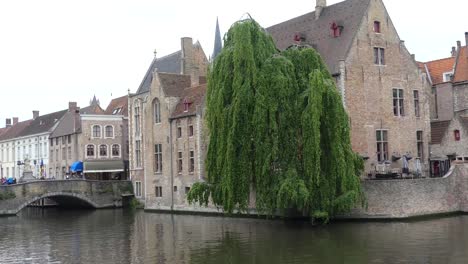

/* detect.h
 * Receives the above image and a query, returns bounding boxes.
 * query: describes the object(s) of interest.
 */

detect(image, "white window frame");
[92,125,102,138]
[443,71,453,82]
[86,144,96,158]
[135,181,142,198]
[111,144,121,158]
[104,125,114,139]
[99,144,108,158]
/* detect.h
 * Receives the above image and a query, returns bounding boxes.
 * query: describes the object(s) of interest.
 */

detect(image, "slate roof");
[0,120,32,141]
[17,110,67,137]
[0,127,7,137]
[171,84,207,119]
[430,120,451,144]
[267,0,371,75]
[136,51,182,94]
[49,111,81,138]
[421,57,455,85]
[80,104,104,115]
[105,95,128,117]
[158,73,192,97]
[454,46,468,83]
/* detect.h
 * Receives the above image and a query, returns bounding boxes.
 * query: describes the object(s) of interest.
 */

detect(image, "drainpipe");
[196,109,202,179]
[339,60,347,109]
[169,118,174,211]
[142,100,147,204]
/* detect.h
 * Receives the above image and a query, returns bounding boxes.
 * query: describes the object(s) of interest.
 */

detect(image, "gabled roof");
[421,57,455,85]
[171,84,207,119]
[158,73,192,97]
[105,95,128,117]
[267,0,371,74]
[454,46,468,83]
[430,120,451,144]
[80,104,104,115]
[0,120,32,141]
[0,127,7,137]
[17,110,67,137]
[136,51,182,94]
[49,111,81,139]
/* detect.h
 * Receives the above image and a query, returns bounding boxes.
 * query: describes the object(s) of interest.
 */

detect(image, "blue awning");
[70,161,83,172]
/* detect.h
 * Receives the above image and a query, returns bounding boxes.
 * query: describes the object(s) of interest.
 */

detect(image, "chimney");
[315,0,326,20]
[457,40,461,50]
[13,117,18,125]
[5,118,11,128]
[68,102,78,112]
[411,54,415,61]
[452,46,457,57]
[191,65,200,87]
[465,32,468,47]
[181,37,194,75]
[33,110,39,120]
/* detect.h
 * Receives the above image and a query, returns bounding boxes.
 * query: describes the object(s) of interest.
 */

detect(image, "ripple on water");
[0,209,468,264]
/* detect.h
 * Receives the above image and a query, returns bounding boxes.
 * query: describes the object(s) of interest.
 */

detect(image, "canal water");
[0,208,467,264]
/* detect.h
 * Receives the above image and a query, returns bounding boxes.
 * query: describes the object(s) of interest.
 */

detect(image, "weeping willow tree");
[187,18,363,221]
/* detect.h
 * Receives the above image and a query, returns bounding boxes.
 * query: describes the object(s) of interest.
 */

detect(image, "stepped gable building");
[267,0,432,176]
[49,97,128,180]
[422,33,468,176]
[128,37,209,207]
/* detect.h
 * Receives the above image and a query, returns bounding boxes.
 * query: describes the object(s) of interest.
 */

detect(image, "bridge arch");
[15,192,100,214]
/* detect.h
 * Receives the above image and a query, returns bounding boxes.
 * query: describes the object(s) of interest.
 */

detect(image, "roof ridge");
[423,57,455,64]
[157,50,181,61]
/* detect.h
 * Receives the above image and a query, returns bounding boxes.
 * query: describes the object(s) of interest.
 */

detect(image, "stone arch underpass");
[0,180,134,215]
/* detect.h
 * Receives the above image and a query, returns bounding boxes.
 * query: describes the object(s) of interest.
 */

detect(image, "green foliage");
[188,18,364,220]
[129,198,144,209]
[0,190,16,200]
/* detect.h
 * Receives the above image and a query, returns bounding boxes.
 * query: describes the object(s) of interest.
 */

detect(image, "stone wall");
[344,163,468,219]
[0,180,133,215]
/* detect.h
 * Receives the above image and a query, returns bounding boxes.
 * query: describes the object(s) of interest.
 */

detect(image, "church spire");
[212,17,222,61]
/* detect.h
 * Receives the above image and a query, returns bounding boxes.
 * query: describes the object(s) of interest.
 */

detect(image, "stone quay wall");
[344,163,468,219]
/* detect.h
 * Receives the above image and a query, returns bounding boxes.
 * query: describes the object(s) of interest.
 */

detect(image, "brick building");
[49,97,128,180]
[268,0,432,177]
[422,33,468,176]
[128,37,209,206]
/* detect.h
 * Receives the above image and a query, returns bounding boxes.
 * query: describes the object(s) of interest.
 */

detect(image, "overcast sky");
[0,0,467,127]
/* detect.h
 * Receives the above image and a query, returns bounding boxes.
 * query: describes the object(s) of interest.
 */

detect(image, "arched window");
[153,99,161,124]
[134,105,141,135]
[92,125,101,138]
[105,125,114,138]
[112,144,120,157]
[99,145,108,157]
[86,145,95,157]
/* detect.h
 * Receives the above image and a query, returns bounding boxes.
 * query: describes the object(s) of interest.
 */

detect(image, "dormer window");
[374,21,381,33]
[112,108,121,115]
[443,71,453,82]
[331,22,343,38]
[183,99,191,112]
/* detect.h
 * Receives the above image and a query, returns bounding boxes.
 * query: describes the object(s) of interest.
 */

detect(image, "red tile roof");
[422,57,455,85]
[454,46,468,83]
[171,84,206,119]
[105,95,128,117]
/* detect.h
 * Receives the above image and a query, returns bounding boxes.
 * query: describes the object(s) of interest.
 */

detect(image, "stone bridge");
[0,180,134,215]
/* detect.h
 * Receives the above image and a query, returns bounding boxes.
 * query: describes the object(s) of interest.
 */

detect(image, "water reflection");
[0,209,467,263]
